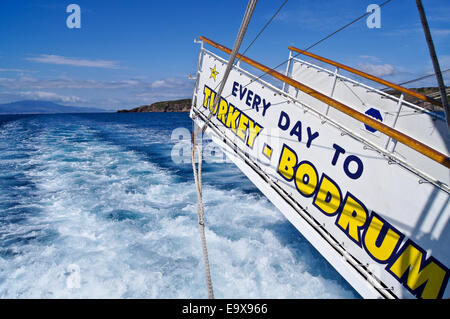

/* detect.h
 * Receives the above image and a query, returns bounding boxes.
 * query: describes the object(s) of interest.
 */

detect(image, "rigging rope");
[191,129,214,299]
[238,0,289,63]
[397,69,450,87]
[192,0,260,299]
[210,0,288,97]
[191,0,395,300]
[192,0,261,300]
[202,0,258,132]
[218,0,393,102]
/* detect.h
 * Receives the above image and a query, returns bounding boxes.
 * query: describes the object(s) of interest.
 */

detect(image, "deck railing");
[288,46,442,108]
[199,36,450,169]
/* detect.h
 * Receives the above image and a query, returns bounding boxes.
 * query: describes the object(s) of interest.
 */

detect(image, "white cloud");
[151,80,167,88]
[358,55,381,63]
[0,75,194,92]
[18,91,83,103]
[432,29,450,36]
[136,91,187,100]
[26,54,120,69]
[0,68,36,73]
[437,55,450,69]
[0,77,143,90]
[0,74,194,110]
[429,7,450,23]
[150,78,187,89]
[357,63,398,77]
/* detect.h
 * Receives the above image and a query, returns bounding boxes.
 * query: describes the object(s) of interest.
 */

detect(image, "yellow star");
[210,65,219,81]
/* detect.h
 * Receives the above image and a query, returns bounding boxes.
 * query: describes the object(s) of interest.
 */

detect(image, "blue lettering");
[231,81,239,97]
[262,99,271,116]
[290,121,302,142]
[332,144,346,166]
[343,155,364,179]
[246,90,254,107]
[306,127,319,148]
[278,111,290,131]
[239,84,247,100]
[251,94,261,112]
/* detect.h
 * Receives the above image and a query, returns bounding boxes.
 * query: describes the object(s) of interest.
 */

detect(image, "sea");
[0,112,359,298]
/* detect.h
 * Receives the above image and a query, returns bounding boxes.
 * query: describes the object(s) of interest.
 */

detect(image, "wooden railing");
[288,46,442,107]
[199,36,450,169]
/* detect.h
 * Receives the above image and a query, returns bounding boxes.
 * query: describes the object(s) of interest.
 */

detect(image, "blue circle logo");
[364,108,383,133]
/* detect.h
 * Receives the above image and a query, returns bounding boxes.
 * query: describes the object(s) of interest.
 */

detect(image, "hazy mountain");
[0,100,108,114]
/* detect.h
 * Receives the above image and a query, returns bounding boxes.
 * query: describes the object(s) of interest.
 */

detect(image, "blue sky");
[0,0,449,110]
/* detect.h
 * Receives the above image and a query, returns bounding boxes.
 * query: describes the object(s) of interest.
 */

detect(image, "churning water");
[0,112,358,298]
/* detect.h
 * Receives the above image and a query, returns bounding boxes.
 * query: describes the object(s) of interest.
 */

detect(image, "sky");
[0,0,449,111]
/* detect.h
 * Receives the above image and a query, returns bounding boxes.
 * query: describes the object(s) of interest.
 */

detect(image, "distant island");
[117,98,191,113]
[0,100,107,114]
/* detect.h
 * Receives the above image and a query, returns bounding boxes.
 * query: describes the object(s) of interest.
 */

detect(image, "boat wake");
[0,114,358,298]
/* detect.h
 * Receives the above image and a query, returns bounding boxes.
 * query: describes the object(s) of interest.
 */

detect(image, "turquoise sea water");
[0,112,358,298]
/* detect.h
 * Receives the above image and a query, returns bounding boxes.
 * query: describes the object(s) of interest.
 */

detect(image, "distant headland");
[117,98,191,113]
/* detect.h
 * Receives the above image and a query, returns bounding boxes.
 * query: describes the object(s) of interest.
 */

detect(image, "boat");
[188,2,449,299]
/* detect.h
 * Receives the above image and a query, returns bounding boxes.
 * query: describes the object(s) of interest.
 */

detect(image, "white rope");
[191,132,214,299]
[202,0,258,132]
[191,1,258,297]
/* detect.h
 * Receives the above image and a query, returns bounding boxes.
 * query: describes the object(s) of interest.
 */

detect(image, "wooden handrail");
[199,36,450,169]
[288,46,442,108]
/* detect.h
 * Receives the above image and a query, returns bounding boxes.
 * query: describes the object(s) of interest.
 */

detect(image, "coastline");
[117,98,191,113]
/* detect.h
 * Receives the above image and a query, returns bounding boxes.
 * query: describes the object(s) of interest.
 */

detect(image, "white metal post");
[385,93,404,152]
[191,39,204,118]
[282,50,293,92]
[325,67,339,116]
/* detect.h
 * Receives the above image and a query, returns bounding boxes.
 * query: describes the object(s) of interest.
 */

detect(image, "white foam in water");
[0,117,358,298]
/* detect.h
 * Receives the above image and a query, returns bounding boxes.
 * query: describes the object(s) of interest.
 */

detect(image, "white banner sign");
[190,48,449,299]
